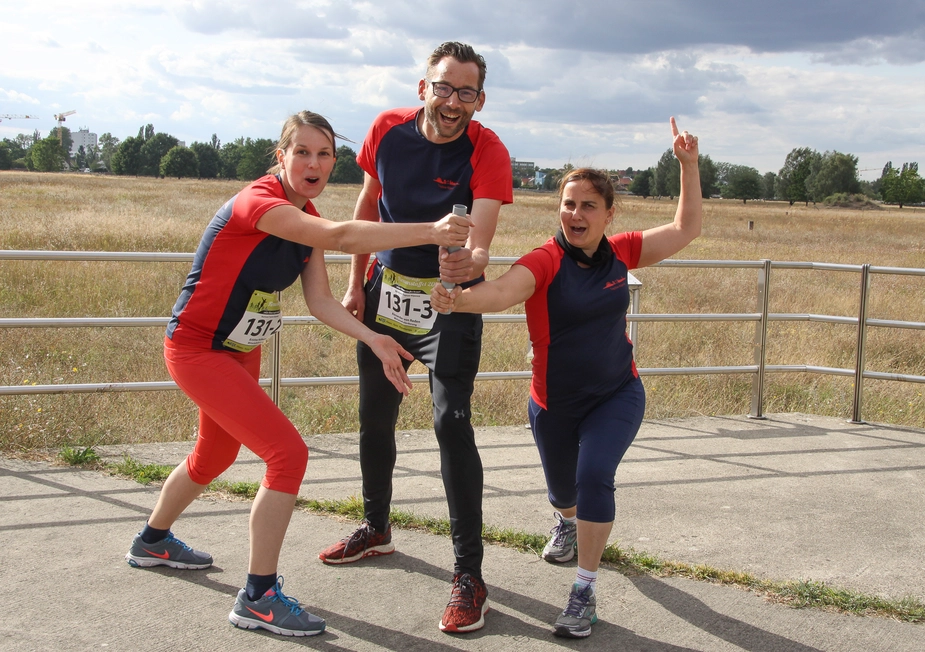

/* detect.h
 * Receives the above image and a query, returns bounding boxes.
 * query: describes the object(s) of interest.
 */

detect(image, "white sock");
[575,567,598,592]
[559,512,577,524]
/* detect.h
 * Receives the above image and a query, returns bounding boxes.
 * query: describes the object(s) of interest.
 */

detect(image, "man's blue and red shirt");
[357,107,513,280]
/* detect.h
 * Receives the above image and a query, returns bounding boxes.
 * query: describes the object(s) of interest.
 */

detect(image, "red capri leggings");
[163,338,308,495]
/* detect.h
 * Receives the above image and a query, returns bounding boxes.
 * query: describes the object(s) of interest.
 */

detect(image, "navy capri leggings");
[528,376,645,523]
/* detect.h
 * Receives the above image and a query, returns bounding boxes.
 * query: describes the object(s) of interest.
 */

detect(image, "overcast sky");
[2,1,923,180]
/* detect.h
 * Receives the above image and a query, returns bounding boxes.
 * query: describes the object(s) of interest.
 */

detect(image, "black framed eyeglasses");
[426,80,482,103]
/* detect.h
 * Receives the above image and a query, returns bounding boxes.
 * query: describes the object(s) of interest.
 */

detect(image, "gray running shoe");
[542,512,577,563]
[229,577,325,637]
[125,532,213,569]
[554,583,597,638]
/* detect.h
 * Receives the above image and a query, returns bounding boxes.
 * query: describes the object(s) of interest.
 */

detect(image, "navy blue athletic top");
[517,231,643,413]
[357,107,512,280]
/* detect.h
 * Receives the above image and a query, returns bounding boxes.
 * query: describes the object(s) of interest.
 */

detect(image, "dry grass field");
[1,170,923,453]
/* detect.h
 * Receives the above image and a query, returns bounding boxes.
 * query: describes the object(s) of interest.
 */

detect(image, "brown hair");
[267,111,345,175]
[427,41,487,89]
[557,168,618,210]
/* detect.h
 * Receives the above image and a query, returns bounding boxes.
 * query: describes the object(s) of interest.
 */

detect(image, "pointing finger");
[670,116,679,139]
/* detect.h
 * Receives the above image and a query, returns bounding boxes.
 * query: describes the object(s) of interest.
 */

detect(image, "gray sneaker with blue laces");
[125,532,213,569]
[542,512,577,563]
[229,577,325,637]
[554,583,597,638]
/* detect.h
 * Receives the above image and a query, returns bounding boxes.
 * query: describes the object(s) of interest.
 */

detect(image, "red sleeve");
[609,231,643,270]
[357,108,418,179]
[514,237,558,290]
[232,175,295,230]
[470,123,514,205]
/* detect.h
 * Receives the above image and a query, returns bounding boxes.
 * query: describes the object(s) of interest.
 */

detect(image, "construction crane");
[0,114,39,123]
[54,110,76,145]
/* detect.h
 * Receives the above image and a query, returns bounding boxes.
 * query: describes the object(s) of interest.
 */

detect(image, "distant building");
[70,128,97,155]
[511,157,535,181]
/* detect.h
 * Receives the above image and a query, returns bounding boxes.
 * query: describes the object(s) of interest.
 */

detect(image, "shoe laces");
[447,574,480,608]
[563,586,593,617]
[549,514,575,546]
[268,576,304,616]
[344,522,374,546]
[163,533,192,551]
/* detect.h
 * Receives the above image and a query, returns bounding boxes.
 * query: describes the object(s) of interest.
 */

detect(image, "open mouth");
[439,111,461,126]
[568,225,587,236]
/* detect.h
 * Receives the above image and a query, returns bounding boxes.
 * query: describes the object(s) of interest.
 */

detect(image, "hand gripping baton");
[441,204,467,290]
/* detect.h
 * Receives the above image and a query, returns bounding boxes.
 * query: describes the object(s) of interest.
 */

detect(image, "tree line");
[2,125,922,207]
[0,124,364,184]
[624,147,924,209]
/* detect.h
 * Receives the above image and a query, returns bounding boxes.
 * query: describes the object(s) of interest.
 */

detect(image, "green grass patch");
[58,445,101,466]
[108,456,173,484]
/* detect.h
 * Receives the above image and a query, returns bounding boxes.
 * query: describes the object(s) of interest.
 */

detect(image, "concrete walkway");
[3,413,924,650]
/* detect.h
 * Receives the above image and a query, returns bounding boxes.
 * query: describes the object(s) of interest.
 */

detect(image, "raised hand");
[670,116,699,166]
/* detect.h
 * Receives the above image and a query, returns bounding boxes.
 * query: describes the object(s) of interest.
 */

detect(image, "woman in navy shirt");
[431,118,701,639]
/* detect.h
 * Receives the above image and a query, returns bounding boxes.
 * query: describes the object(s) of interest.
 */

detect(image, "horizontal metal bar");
[5,362,922,398]
[767,313,858,325]
[869,265,925,277]
[0,317,169,328]
[866,318,925,330]
[628,313,759,323]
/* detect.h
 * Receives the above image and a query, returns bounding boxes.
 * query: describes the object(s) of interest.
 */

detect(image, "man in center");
[317,41,512,633]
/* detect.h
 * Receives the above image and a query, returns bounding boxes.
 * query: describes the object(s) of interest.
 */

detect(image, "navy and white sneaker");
[229,577,325,637]
[125,532,212,570]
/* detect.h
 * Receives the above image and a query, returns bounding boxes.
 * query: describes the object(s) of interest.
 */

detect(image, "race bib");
[223,290,282,352]
[375,267,438,335]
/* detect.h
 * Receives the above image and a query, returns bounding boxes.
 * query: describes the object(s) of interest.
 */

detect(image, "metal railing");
[2,250,924,424]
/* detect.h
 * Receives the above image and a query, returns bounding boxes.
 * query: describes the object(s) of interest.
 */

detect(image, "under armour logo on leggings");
[454,409,466,419]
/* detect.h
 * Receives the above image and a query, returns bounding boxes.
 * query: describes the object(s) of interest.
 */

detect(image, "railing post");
[271,291,282,406]
[850,264,871,424]
[749,259,771,419]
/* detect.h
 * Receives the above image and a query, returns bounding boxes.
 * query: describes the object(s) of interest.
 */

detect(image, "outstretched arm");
[637,117,702,268]
[431,264,536,315]
[255,194,471,255]
[301,253,414,395]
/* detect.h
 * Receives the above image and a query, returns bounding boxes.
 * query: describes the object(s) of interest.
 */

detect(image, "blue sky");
[2,0,923,179]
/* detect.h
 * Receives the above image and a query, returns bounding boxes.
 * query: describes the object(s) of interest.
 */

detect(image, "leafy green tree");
[630,168,653,198]
[74,145,87,170]
[880,163,924,208]
[138,124,154,141]
[160,146,199,178]
[49,127,73,164]
[190,142,220,179]
[698,154,718,198]
[0,143,11,170]
[31,134,66,172]
[761,172,777,200]
[98,133,120,172]
[236,138,275,181]
[140,132,179,176]
[777,147,820,205]
[721,165,762,203]
[111,136,144,175]
[330,145,363,184]
[806,151,860,201]
[654,148,678,197]
[219,141,244,179]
